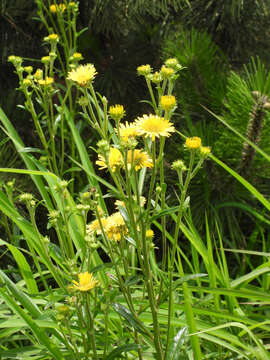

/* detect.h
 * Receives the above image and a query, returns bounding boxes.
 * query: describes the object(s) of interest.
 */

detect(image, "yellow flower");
[96,147,123,172]
[38,77,54,86]
[127,149,153,170]
[50,4,66,13]
[24,66,33,74]
[137,64,152,76]
[22,79,32,87]
[34,69,43,80]
[165,58,179,69]
[72,52,83,61]
[109,104,125,121]
[160,95,176,111]
[87,218,108,235]
[146,229,154,238]
[72,272,98,292]
[151,71,162,84]
[135,114,175,141]
[118,122,139,142]
[200,146,211,157]
[48,33,59,41]
[105,212,128,241]
[67,64,97,87]
[160,65,175,79]
[185,137,202,149]
[41,56,50,64]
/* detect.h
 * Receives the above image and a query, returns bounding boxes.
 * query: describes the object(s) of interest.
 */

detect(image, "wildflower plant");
[1,3,270,360]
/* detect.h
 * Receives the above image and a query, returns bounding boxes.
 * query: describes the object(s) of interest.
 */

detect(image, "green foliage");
[180,0,270,63]
[163,27,228,116]
[1,1,270,359]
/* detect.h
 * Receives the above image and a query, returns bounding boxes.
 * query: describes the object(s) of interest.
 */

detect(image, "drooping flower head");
[127,149,153,170]
[96,147,123,172]
[72,272,98,292]
[67,64,97,87]
[135,114,175,141]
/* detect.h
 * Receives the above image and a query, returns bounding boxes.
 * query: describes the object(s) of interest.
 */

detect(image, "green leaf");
[112,303,150,337]
[105,344,140,360]
[0,289,64,360]
[0,239,38,294]
[167,327,188,360]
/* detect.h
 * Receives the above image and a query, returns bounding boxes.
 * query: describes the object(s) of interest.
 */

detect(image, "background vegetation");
[1,1,270,359]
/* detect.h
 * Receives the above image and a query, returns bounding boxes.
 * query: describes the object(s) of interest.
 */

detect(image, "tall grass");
[0,1,270,359]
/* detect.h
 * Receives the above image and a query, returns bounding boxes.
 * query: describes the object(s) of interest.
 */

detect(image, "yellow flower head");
[109,104,125,121]
[165,58,179,69]
[135,114,175,141]
[137,64,152,76]
[160,65,175,79]
[146,229,154,238]
[34,69,43,80]
[200,146,211,157]
[41,56,50,64]
[127,149,153,171]
[96,147,123,172]
[38,77,54,86]
[22,79,32,87]
[67,64,97,87]
[71,52,83,61]
[48,33,59,42]
[87,218,108,235]
[105,212,128,241]
[24,66,33,74]
[185,137,202,149]
[118,122,139,142]
[50,4,66,13]
[72,272,98,292]
[151,71,162,84]
[160,95,176,112]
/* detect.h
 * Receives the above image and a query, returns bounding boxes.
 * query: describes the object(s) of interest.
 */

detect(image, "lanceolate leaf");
[105,344,140,360]
[167,327,188,360]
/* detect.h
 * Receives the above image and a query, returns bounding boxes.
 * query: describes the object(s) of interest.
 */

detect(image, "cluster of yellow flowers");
[87,211,128,242]
[50,2,77,13]
[185,137,211,156]
[96,148,153,172]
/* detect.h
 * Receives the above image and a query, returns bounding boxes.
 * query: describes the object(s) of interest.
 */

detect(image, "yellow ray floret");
[96,147,123,172]
[127,149,153,170]
[72,272,98,292]
[67,64,97,87]
[135,114,175,141]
